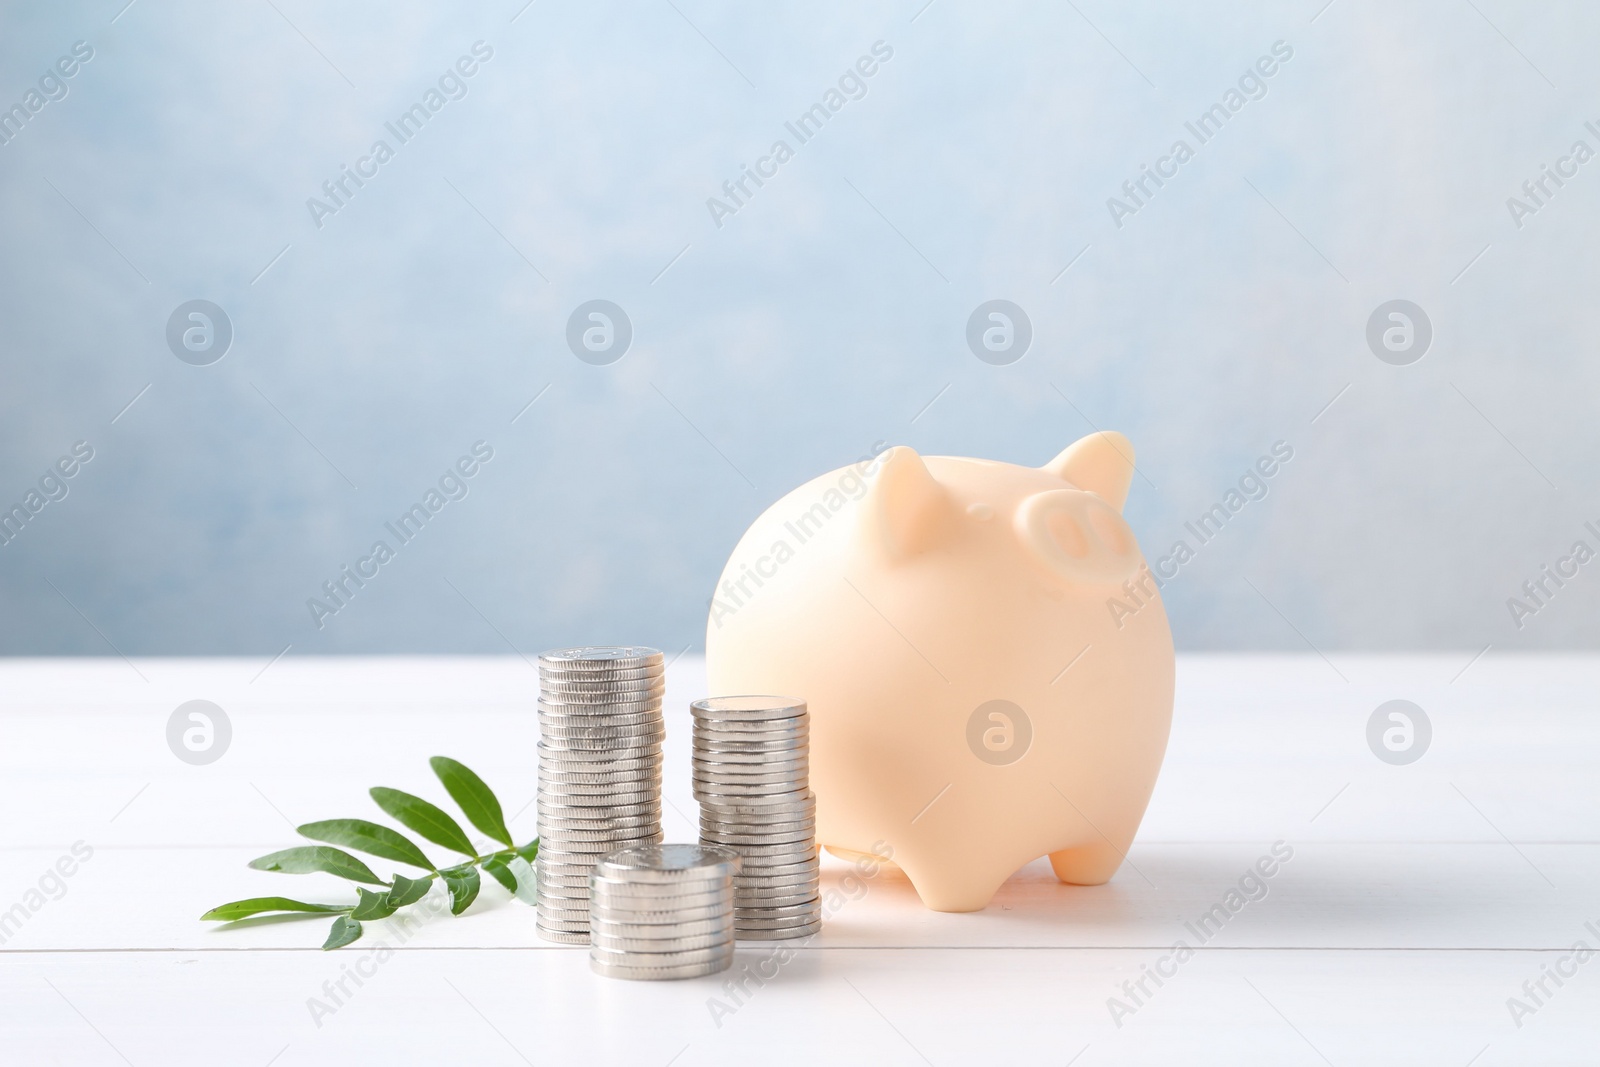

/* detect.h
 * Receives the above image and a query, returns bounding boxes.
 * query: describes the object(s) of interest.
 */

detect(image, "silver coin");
[539,646,663,668]
[537,751,662,767]
[535,916,593,932]
[691,707,806,724]
[590,889,731,912]
[587,896,732,918]
[697,825,812,838]
[692,754,809,771]
[538,794,661,811]
[539,702,664,717]
[541,831,663,851]
[691,696,807,721]
[692,767,808,782]
[694,785,810,801]
[539,716,664,733]
[539,825,664,842]
[590,932,733,954]
[538,743,661,761]
[593,843,742,882]
[692,770,809,786]
[732,864,819,883]
[728,856,819,874]
[701,826,815,844]
[719,840,817,857]
[692,748,807,763]
[541,835,663,855]
[540,673,666,689]
[589,955,734,981]
[734,896,821,913]
[540,727,663,742]
[730,913,822,930]
[537,748,662,764]
[537,767,662,783]
[537,901,594,918]
[540,671,665,687]
[589,906,731,926]
[538,808,663,825]
[540,780,664,799]
[539,802,661,818]
[536,884,595,902]
[735,921,821,941]
[538,693,663,709]
[590,943,734,967]
[539,764,662,781]
[732,865,820,884]
[692,713,807,729]
[589,905,734,926]
[732,863,819,883]
[734,889,822,908]
[691,745,808,762]
[536,862,605,880]
[539,780,663,794]
[589,912,732,933]
[541,673,665,689]
[704,830,816,846]
[537,819,662,831]
[592,927,732,953]
[732,857,819,876]
[538,694,664,711]
[700,806,812,825]
[694,780,809,795]
[692,726,809,743]
[537,729,662,748]
[539,773,661,789]
[700,792,815,813]
[589,873,731,896]
[537,726,662,742]
[536,876,604,891]
[691,727,807,740]
[536,927,592,945]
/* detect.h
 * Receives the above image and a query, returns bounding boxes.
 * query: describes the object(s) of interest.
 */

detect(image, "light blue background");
[2,0,1597,656]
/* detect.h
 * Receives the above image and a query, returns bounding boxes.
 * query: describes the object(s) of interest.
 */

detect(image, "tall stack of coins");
[588,843,740,980]
[535,646,665,944]
[692,696,821,940]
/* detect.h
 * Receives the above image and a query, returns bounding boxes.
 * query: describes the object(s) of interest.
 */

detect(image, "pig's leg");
[895,851,1011,912]
[1048,839,1129,886]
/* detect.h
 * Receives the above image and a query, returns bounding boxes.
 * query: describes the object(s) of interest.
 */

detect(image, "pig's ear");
[1042,431,1136,513]
[860,446,951,561]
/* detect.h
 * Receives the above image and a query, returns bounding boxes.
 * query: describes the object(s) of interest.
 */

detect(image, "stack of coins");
[535,646,666,945]
[692,696,821,940]
[589,843,740,980]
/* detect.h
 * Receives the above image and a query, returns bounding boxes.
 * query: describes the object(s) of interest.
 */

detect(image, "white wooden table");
[2,654,1595,1065]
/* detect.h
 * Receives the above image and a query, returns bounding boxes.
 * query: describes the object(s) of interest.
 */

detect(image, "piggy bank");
[705,433,1174,912]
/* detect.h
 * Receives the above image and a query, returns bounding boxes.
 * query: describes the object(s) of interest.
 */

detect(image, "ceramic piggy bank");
[705,433,1174,912]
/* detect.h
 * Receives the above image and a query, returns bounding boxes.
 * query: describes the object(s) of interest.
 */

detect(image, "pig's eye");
[966,502,994,521]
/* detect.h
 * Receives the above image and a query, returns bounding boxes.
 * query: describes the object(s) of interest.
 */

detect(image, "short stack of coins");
[535,646,666,944]
[588,843,741,980]
[692,696,821,940]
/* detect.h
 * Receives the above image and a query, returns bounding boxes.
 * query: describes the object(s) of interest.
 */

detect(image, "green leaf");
[481,856,517,894]
[386,873,432,909]
[441,865,481,915]
[297,819,435,871]
[370,786,477,857]
[323,915,363,950]
[349,887,398,921]
[514,838,539,864]
[430,757,512,847]
[506,856,540,907]
[201,897,349,922]
[248,846,385,885]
